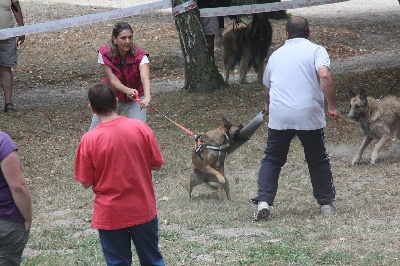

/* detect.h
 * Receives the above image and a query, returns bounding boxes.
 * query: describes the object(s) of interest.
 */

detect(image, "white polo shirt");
[263,38,330,130]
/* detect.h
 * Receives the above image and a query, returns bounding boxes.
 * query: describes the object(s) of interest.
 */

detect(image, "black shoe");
[4,103,16,112]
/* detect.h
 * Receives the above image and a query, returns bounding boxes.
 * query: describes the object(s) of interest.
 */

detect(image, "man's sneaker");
[320,204,335,215]
[253,201,270,221]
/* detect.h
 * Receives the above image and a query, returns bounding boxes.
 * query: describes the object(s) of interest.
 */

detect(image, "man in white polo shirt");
[251,16,340,221]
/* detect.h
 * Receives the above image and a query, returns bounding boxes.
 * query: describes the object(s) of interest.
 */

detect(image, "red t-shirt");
[74,117,164,230]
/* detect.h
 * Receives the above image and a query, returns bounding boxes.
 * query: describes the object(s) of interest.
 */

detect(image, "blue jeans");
[252,128,336,206]
[98,217,164,266]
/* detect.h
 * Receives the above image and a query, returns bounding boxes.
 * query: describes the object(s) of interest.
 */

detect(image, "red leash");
[134,94,196,136]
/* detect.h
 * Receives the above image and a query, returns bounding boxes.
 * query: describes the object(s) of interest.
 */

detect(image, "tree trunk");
[172,0,226,93]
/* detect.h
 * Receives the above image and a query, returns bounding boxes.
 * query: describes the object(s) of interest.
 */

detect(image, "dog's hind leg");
[222,178,231,201]
[224,68,230,83]
[223,55,237,83]
[256,62,265,83]
[217,165,231,200]
[187,172,194,199]
[187,169,206,199]
[352,135,373,165]
[217,183,232,201]
[239,53,250,83]
[371,136,391,164]
[222,51,229,82]
[221,33,235,83]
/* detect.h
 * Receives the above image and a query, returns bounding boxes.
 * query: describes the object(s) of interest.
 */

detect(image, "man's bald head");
[286,16,310,39]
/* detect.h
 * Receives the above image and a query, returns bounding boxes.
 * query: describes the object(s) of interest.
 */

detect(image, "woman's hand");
[17,35,25,46]
[140,95,151,107]
[126,89,139,99]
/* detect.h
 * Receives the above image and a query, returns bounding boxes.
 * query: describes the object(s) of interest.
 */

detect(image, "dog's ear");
[258,12,268,20]
[349,89,356,99]
[252,13,258,22]
[359,89,367,101]
[222,117,231,127]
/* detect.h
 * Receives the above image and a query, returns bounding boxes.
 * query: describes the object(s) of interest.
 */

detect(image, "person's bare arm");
[1,151,32,230]
[139,63,151,107]
[11,1,25,45]
[318,66,340,118]
[264,86,270,115]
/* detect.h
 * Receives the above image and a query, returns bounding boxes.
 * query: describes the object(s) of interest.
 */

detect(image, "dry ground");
[1,0,400,265]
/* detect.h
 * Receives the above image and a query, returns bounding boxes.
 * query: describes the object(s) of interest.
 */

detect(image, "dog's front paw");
[217,177,226,184]
[351,158,359,166]
[371,154,378,165]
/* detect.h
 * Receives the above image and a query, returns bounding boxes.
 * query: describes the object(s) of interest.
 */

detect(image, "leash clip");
[194,134,203,154]
[132,93,145,110]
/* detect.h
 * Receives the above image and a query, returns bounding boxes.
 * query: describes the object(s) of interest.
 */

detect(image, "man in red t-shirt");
[75,82,165,266]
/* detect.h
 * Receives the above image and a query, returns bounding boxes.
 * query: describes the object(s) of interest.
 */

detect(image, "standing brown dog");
[222,13,272,84]
[347,89,400,165]
[188,118,243,200]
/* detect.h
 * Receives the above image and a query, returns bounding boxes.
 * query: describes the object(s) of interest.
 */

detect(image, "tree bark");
[172,0,226,93]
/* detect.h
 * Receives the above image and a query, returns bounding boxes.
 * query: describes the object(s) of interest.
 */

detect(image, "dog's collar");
[195,141,227,154]
[194,134,229,154]
[203,144,226,151]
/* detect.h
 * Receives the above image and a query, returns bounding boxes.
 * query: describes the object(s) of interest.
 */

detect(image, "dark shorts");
[199,17,220,35]
[0,219,30,266]
[0,38,18,67]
